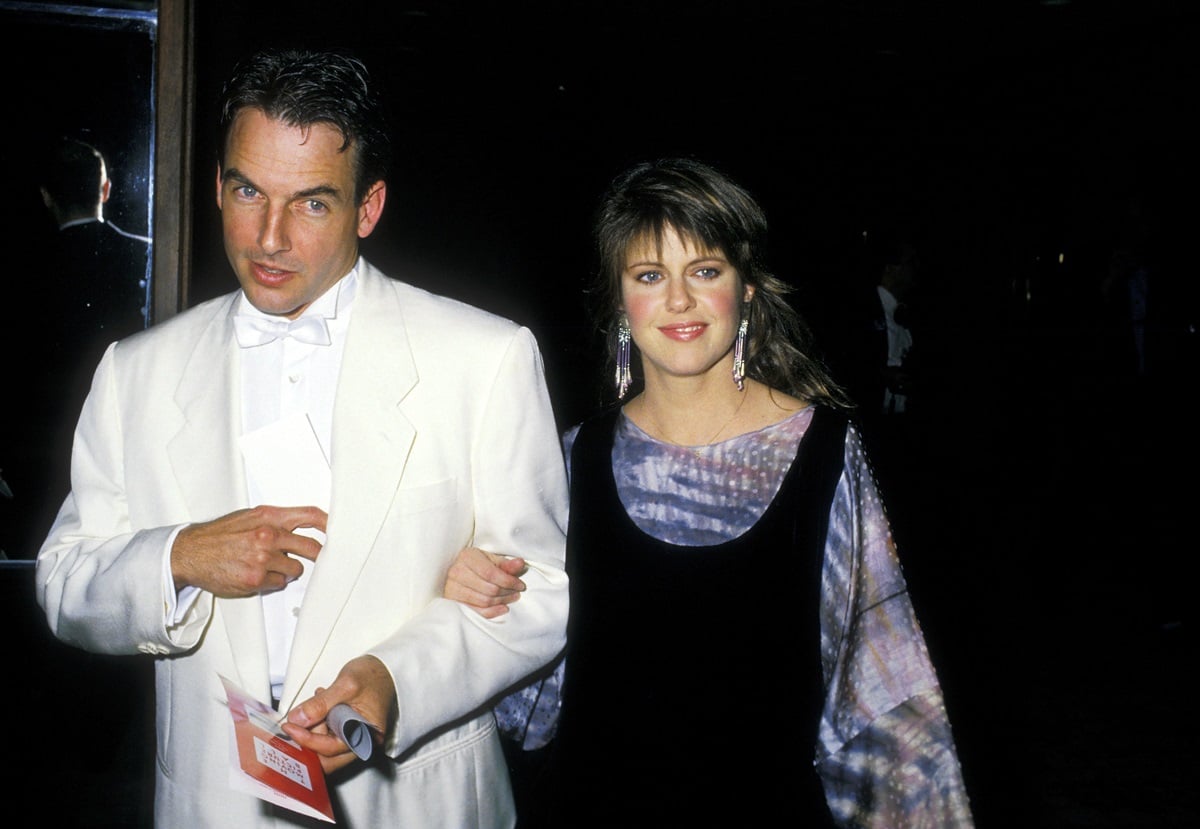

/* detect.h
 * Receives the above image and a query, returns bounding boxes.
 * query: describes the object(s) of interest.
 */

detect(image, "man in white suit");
[35,48,569,827]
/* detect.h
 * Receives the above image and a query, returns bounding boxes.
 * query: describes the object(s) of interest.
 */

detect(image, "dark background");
[1,3,157,562]
[5,8,155,237]
[186,1,1197,428]
[5,1,1196,826]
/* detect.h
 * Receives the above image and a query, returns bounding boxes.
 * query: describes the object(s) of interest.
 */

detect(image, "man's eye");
[235,185,258,198]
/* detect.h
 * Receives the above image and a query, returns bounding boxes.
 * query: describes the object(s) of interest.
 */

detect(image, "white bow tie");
[233,314,332,347]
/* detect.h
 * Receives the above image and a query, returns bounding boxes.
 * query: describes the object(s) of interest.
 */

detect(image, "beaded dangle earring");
[731,310,749,391]
[615,316,633,399]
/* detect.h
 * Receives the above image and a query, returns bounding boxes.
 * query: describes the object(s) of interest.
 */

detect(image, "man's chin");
[241,286,304,319]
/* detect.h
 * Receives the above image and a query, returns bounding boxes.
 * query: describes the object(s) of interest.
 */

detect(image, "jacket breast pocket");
[394,477,457,515]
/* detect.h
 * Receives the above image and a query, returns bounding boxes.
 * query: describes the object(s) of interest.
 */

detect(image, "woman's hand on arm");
[444,546,528,618]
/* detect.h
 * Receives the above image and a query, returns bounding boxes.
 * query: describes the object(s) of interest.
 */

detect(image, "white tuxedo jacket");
[36,260,569,827]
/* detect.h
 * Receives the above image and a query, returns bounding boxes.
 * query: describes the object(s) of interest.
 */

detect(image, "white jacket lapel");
[167,293,270,688]
[281,263,418,706]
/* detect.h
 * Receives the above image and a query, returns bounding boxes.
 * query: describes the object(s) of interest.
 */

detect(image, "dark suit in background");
[1,217,148,560]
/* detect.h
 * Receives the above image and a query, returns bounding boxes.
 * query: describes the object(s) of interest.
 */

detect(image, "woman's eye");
[695,267,720,279]
[635,270,663,284]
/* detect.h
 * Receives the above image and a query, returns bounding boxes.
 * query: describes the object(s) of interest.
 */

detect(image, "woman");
[445,158,973,827]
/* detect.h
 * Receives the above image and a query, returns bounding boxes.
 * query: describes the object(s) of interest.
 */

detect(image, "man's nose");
[259,207,291,255]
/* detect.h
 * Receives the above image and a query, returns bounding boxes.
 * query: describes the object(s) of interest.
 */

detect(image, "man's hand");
[444,546,527,618]
[170,505,327,596]
[282,655,395,774]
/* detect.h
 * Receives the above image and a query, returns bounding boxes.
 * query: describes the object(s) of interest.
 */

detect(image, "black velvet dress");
[531,405,847,828]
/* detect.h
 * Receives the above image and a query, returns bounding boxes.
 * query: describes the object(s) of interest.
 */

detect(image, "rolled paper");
[327,703,374,761]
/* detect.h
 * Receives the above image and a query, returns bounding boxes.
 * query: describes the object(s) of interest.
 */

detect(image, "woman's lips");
[658,323,707,342]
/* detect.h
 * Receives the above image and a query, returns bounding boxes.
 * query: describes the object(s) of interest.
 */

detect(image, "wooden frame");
[150,0,195,324]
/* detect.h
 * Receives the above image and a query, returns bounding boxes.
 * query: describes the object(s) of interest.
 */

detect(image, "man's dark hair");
[42,137,105,213]
[216,48,392,204]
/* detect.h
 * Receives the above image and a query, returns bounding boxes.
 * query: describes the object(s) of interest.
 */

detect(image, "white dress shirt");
[164,263,358,703]
[239,267,356,700]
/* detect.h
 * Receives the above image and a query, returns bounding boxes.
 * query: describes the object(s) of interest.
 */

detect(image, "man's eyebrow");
[221,168,345,202]
[222,166,252,185]
[293,184,344,201]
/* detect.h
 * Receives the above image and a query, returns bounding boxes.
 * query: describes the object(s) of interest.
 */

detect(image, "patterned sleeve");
[815,425,975,828]
[493,657,565,749]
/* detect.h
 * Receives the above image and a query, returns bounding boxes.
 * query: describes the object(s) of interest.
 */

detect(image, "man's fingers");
[258,571,295,595]
[280,722,357,774]
[274,504,329,531]
[287,687,332,729]
[282,531,323,562]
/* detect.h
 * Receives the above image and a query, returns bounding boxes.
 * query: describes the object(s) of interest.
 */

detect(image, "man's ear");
[215,165,224,209]
[357,181,387,238]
